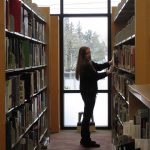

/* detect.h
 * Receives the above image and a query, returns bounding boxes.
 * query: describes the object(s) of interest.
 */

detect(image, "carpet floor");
[48,130,114,150]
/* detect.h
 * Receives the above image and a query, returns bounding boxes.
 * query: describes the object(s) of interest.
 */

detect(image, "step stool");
[77,112,96,132]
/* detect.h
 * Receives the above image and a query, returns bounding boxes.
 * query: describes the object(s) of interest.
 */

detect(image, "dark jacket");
[80,61,110,93]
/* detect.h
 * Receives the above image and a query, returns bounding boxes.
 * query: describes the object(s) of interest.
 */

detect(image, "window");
[32,0,121,14]
[32,0,122,128]
[64,0,108,14]
[64,93,108,127]
[32,0,60,14]
[63,17,108,91]
[111,0,121,6]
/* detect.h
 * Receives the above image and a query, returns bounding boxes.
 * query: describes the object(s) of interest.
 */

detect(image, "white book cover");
[123,120,134,136]
[135,139,150,150]
[131,124,141,139]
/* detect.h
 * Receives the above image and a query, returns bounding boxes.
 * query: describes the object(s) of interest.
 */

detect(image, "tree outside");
[63,18,108,90]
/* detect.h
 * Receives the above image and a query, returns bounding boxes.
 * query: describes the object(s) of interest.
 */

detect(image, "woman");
[75,46,113,148]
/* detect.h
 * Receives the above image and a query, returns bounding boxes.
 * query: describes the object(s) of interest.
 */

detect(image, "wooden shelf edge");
[115,34,135,47]
[128,84,150,109]
[11,107,47,149]
[6,30,46,44]
[115,66,135,75]
[114,0,134,23]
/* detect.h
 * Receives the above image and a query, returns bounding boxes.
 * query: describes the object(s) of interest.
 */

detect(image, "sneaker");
[80,140,100,148]
[80,139,96,144]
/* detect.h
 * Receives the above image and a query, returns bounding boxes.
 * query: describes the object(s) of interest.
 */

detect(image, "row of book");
[115,15,135,44]
[6,111,48,150]
[112,71,134,98]
[113,93,128,123]
[134,108,149,139]
[113,108,150,150]
[112,44,135,147]
[112,116,124,146]
[5,0,45,41]
[116,135,141,150]
[122,109,150,150]
[5,70,46,112]
[113,45,135,72]
[6,36,46,70]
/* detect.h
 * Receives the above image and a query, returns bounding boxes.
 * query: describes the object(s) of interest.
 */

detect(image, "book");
[28,11,33,37]
[23,9,29,36]
[11,76,20,106]
[7,37,16,69]
[135,139,150,150]
[123,120,134,136]
[20,73,31,101]
[19,80,25,104]
[5,79,12,111]
[131,124,141,139]
[134,108,149,138]
[22,40,30,67]
[146,122,150,138]
[9,0,21,32]
[6,116,12,150]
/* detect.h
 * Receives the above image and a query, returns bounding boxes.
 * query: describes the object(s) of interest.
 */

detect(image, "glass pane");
[64,0,108,14]
[49,0,60,14]
[64,93,108,127]
[32,0,60,14]
[111,0,121,13]
[64,93,84,127]
[98,76,108,90]
[63,17,108,90]
[111,0,121,7]
[94,93,108,126]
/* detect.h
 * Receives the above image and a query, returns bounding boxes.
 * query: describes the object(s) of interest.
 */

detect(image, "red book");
[9,0,21,32]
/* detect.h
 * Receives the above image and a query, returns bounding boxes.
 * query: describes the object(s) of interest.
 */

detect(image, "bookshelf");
[128,84,150,119]
[111,0,150,149]
[128,84,150,149]
[0,0,50,149]
[0,1,6,150]
[39,8,60,133]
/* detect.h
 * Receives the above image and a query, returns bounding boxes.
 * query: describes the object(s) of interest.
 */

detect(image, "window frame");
[53,0,112,129]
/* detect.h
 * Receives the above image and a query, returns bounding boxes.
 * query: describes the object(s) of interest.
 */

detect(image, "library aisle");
[1,0,150,150]
[48,130,113,150]
[111,0,150,150]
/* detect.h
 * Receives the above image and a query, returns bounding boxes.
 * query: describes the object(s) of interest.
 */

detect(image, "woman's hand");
[109,60,113,65]
[106,65,114,75]
[108,55,114,65]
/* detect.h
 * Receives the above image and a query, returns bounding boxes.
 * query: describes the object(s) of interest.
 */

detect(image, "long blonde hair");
[75,46,89,80]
